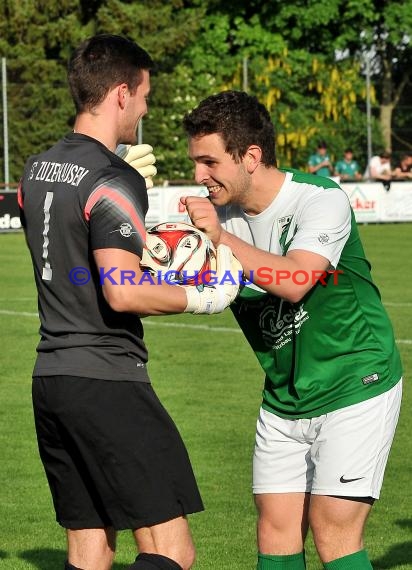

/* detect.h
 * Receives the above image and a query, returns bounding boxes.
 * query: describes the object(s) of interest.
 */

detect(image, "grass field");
[0,224,411,569]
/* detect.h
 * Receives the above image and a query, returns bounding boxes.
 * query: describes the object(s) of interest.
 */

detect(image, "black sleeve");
[85,173,148,257]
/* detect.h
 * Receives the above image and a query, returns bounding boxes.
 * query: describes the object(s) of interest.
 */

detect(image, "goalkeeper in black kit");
[18,34,240,570]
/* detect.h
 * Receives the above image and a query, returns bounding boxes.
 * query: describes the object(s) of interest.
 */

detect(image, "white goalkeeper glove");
[116,143,157,189]
[183,244,242,314]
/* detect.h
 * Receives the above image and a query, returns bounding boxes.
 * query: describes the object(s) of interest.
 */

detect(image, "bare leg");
[255,492,310,554]
[309,495,372,562]
[67,527,116,570]
[133,516,195,570]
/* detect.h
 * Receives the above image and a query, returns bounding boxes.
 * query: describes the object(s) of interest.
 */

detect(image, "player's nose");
[194,164,209,185]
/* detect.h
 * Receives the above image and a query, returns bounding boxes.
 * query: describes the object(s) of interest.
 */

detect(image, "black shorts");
[32,375,204,530]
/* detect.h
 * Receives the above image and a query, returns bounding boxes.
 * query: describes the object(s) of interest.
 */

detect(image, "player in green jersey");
[181,91,402,570]
[307,141,334,178]
[334,148,363,181]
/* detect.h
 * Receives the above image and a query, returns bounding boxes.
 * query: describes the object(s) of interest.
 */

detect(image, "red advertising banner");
[0,191,21,231]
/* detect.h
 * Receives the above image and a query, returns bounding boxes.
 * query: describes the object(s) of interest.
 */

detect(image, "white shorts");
[253,380,402,499]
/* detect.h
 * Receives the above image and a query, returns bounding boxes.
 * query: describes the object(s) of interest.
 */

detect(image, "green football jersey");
[221,169,402,419]
[307,152,332,178]
[335,159,361,179]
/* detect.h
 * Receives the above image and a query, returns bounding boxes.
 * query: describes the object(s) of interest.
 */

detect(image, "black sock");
[128,552,183,569]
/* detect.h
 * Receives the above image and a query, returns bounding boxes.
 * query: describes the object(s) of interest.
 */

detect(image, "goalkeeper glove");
[116,143,157,189]
[183,244,242,314]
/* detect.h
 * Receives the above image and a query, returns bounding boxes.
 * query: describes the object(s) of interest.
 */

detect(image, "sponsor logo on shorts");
[339,475,365,483]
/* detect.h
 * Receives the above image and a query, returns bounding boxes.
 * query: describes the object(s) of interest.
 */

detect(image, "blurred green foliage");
[0,0,411,183]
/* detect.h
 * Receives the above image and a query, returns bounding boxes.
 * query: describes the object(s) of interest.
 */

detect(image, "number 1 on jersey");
[42,191,53,281]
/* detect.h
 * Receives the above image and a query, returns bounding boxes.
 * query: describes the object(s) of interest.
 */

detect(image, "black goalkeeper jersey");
[19,133,150,382]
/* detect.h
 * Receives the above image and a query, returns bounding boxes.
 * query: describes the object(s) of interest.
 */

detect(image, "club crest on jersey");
[110,222,137,238]
[277,215,292,235]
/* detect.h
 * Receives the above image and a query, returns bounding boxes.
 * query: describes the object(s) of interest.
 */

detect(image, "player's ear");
[245,145,262,173]
[117,83,128,110]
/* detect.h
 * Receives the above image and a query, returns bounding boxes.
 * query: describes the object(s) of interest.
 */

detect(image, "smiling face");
[188,133,252,207]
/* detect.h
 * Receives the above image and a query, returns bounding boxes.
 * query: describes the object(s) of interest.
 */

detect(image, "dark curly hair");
[183,90,276,167]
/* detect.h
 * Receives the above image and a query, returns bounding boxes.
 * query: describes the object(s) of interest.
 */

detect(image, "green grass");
[0,224,411,569]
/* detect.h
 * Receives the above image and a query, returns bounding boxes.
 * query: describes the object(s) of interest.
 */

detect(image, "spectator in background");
[367,151,392,191]
[334,148,363,181]
[392,153,412,181]
[307,141,334,177]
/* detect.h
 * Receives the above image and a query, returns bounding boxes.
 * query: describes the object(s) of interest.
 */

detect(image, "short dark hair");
[183,90,276,167]
[317,140,328,149]
[68,34,153,113]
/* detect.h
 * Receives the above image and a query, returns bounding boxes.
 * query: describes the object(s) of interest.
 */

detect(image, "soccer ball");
[141,222,217,285]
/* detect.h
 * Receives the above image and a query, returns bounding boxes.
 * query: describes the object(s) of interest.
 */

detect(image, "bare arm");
[182,196,331,304]
[392,167,412,180]
[215,231,329,303]
[370,163,391,180]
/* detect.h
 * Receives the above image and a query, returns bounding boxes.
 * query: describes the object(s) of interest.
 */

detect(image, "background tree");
[237,0,412,153]
[223,15,373,170]
[0,0,411,184]
[0,0,89,181]
[0,0,207,182]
